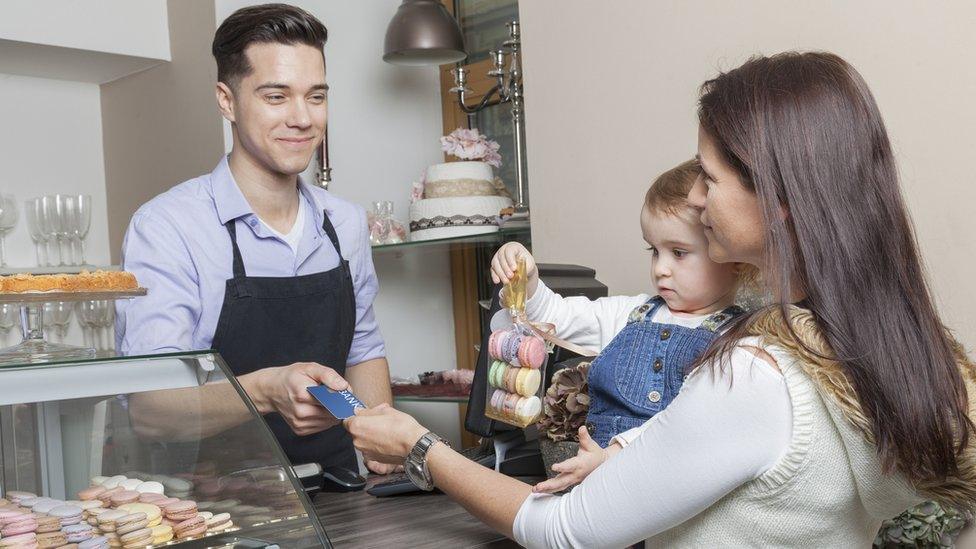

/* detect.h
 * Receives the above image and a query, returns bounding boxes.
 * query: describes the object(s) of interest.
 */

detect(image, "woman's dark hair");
[697,51,971,483]
[212,3,327,89]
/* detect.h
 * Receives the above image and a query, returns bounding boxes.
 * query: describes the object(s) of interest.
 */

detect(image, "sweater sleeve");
[513,346,792,548]
[493,280,649,351]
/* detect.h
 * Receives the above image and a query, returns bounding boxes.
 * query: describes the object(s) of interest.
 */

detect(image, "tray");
[0,288,147,303]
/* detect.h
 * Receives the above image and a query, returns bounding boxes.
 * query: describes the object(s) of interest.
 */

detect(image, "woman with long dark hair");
[345,52,976,547]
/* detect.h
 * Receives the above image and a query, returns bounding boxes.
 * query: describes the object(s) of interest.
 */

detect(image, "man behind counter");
[116,3,396,474]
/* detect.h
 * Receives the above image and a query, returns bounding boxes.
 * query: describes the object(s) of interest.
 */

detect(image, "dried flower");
[873,501,971,548]
[440,128,502,168]
[537,361,591,442]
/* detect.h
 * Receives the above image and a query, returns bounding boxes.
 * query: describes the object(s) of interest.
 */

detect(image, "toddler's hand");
[490,242,539,297]
[533,426,608,494]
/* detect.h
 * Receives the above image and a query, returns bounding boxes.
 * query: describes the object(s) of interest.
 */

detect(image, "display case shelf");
[371,225,529,254]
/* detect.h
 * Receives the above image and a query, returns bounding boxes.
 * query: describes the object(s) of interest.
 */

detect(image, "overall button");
[661,329,671,340]
[647,390,661,403]
[638,304,649,313]
[653,359,663,372]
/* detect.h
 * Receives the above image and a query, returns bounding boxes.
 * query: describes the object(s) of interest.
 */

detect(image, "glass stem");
[19,305,45,343]
[80,238,87,266]
[0,233,6,267]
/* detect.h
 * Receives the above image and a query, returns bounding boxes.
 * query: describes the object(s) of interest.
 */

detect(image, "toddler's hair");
[644,159,701,215]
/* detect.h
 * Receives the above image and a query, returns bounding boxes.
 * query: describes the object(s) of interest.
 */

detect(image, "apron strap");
[320,209,343,259]
[224,220,248,278]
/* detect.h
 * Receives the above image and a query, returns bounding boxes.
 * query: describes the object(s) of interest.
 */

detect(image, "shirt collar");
[211,155,331,236]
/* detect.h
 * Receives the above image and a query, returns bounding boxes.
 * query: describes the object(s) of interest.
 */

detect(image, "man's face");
[220,42,327,177]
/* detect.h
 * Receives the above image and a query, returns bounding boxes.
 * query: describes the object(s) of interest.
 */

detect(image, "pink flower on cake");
[440,128,503,168]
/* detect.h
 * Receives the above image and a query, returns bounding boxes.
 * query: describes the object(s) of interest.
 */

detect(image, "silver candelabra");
[451,21,528,214]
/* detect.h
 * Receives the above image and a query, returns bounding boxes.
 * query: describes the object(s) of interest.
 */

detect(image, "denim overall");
[586,296,744,447]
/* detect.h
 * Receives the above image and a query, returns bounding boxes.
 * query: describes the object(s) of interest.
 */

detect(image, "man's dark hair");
[212,3,328,89]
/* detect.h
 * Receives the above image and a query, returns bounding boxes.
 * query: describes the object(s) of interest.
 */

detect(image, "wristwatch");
[404,431,447,491]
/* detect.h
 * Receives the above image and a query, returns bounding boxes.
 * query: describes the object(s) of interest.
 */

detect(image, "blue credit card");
[307,385,367,419]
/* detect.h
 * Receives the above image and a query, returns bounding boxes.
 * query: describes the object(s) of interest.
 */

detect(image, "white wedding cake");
[409,161,513,241]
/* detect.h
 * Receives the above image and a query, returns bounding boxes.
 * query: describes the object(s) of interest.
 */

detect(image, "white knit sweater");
[645,336,922,548]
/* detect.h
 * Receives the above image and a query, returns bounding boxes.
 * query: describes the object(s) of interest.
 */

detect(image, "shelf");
[0,265,121,276]
[371,226,529,254]
[394,395,470,403]
[0,288,146,304]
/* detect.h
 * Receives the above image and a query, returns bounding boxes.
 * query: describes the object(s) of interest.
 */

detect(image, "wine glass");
[43,302,73,342]
[39,195,63,266]
[75,301,98,350]
[0,194,19,267]
[25,198,48,266]
[0,304,17,343]
[73,195,92,266]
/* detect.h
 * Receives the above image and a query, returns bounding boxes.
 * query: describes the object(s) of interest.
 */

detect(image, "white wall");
[0,73,112,348]
[519,0,976,350]
[0,0,171,61]
[215,1,462,444]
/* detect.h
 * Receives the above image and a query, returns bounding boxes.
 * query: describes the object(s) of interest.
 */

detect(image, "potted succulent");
[536,360,591,479]
[874,501,972,548]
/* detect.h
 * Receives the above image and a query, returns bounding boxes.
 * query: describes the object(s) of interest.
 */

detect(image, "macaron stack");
[485,327,547,426]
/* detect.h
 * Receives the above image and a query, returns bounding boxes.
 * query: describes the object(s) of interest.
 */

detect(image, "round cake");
[410,161,513,242]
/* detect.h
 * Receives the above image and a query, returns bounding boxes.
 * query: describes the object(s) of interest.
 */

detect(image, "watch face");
[405,459,429,489]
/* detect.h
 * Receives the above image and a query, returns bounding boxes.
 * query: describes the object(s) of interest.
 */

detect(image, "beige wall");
[101,0,225,261]
[518,0,976,349]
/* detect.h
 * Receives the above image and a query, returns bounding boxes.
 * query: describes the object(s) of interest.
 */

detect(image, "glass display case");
[0,351,331,548]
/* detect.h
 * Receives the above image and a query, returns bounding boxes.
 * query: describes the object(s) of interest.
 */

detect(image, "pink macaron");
[490,389,506,411]
[517,336,546,369]
[109,491,139,507]
[76,487,106,502]
[162,501,197,522]
[137,493,166,504]
[501,330,523,365]
[1,513,38,536]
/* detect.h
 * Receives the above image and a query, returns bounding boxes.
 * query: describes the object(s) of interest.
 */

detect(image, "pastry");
[515,368,541,397]
[118,526,152,548]
[517,336,547,369]
[95,510,127,532]
[503,393,521,415]
[488,360,504,388]
[501,331,523,365]
[515,395,542,423]
[206,512,233,532]
[1,513,38,536]
[33,515,61,533]
[0,533,37,548]
[149,525,173,544]
[62,523,95,544]
[109,492,139,507]
[488,330,505,360]
[133,482,163,495]
[5,492,36,505]
[77,535,109,549]
[50,505,84,527]
[100,477,127,490]
[0,271,139,294]
[36,530,67,549]
[136,493,165,504]
[31,499,64,514]
[162,500,197,522]
[490,389,506,411]
[173,516,207,539]
[116,505,160,528]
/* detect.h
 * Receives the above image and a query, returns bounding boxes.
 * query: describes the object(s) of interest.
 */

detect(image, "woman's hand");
[533,426,612,493]
[344,404,429,465]
[490,242,539,298]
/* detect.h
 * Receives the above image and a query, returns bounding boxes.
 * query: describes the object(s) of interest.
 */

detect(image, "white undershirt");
[650,306,711,329]
[513,344,792,549]
[258,196,307,255]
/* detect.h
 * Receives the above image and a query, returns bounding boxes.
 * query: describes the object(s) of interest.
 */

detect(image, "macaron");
[5,492,36,505]
[0,510,26,526]
[503,393,521,414]
[63,523,95,544]
[117,480,142,492]
[206,512,232,532]
[488,330,505,360]
[118,527,152,548]
[48,505,83,526]
[502,368,519,393]
[133,482,163,495]
[31,499,64,515]
[96,488,121,506]
[116,504,160,528]
[207,500,238,513]
[33,515,61,533]
[95,510,127,532]
[100,476,127,490]
[149,525,173,544]
[515,367,542,397]
[78,535,109,549]
[114,513,148,536]
[173,516,206,539]
[152,498,179,508]
[161,478,193,496]
[518,336,547,369]
[1,513,38,536]
[489,360,506,388]
[89,477,108,487]
[35,531,67,549]
[76,487,105,502]
[501,331,523,365]
[136,493,165,504]
[0,533,37,547]
[162,500,197,521]
[109,491,139,507]
[490,389,506,411]
[515,395,543,423]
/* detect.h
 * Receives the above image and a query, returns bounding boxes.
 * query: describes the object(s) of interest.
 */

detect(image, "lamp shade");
[383,0,467,66]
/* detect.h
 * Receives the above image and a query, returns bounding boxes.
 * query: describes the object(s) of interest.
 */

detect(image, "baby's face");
[640,205,739,315]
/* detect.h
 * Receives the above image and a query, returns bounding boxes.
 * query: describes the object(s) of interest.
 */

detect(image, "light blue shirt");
[115,156,385,366]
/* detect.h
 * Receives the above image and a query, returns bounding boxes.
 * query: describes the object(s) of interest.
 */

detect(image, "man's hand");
[533,426,613,493]
[490,242,539,298]
[364,454,404,475]
[240,362,349,436]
